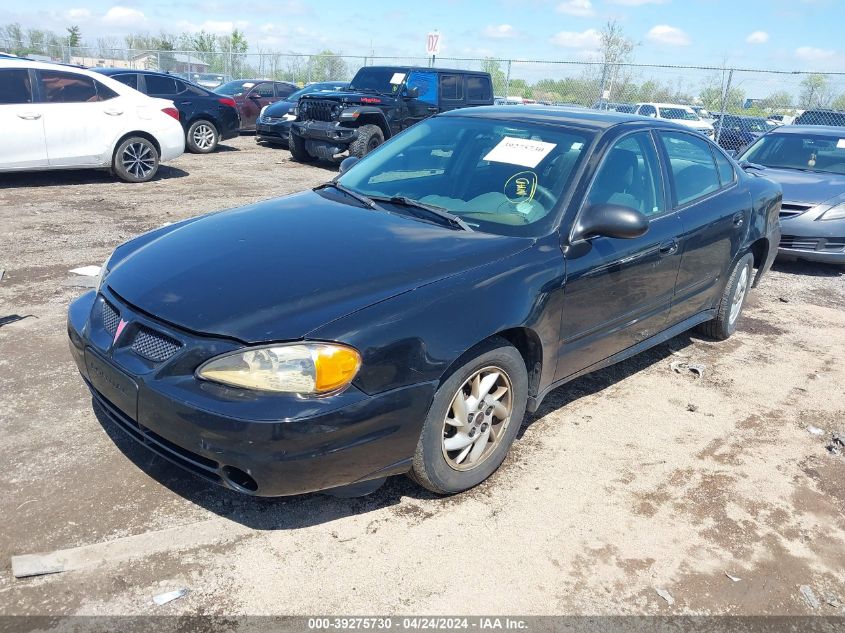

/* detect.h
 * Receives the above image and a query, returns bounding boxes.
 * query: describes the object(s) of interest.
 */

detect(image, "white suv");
[0,59,184,182]
[634,102,714,138]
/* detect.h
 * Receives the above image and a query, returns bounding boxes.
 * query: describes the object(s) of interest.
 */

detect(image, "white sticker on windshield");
[483,137,557,168]
[243,82,255,89]
[838,139,845,149]
[389,72,406,85]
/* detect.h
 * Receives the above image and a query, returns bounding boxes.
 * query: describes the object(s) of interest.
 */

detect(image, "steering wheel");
[532,185,557,211]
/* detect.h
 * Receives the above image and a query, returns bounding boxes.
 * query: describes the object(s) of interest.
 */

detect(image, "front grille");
[130,325,182,362]
[780,203,813,219]
[101,300,120,336]
[89,381,222,483]
[780,236,819,251]
[823,239,845,252]
[301,99,337,122]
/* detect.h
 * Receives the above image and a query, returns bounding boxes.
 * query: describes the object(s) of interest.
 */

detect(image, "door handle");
[659,239,679,257]
[426,106,438,113]
[104,109,124,116]
[180,101,192,105]
[732,212,745,227]
[17,112,41,120]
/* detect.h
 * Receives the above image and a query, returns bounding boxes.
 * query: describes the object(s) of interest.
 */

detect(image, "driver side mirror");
[338,155,359,175]
[573,204,649,241]
[404,86,420,99]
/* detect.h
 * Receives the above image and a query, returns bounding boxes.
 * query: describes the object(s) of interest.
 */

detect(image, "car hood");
[263,100,294,116]
[743,165,845,206]
[105,191,531,343]
[299,90,391,106]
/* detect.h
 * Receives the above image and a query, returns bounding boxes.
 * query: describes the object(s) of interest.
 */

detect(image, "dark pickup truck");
[289,65,494,162]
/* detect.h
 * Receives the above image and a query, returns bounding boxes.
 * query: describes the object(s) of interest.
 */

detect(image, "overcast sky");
[2,0,843,72]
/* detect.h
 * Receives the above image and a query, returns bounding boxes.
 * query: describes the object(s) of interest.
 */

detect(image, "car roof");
[355,65,489,76]
[94,67,184,78]
[0,57,104,76]
[442,105,689,131]
[766,125,845,136]
[637,102,696,109]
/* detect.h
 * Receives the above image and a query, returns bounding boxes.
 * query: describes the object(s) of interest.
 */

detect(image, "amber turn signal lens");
[314,345,362,393]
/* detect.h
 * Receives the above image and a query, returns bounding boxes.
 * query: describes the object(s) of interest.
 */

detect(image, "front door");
[557,131,683,380]
[0,67,47,169]
[241,82,276,129]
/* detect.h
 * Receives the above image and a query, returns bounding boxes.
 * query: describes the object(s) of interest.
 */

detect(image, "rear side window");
[145,75,178,95]
[112,73,138,90]
[0,69,33,104]
[712,147,736,186]
[659,131,721,206]
[39,70,115,103]
[638,104,656,117]
[440,74,463,101]
[467,75,491,102]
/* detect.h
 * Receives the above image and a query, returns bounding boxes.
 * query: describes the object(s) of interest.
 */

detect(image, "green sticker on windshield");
[505,171,538,212]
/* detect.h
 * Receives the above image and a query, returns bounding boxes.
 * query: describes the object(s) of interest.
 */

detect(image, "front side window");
[336,116,592,236]
[39,71,114,103]
[252,82,275,98]
[660,131,721,206]
[275,83,296,98]
[440,74,463,101]
[0,69,33,104]
[587,132,665,217]
[406,71,438,105]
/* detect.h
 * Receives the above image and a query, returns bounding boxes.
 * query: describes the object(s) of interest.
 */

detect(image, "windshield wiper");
[370,195,473,231]
[313,182,377,209]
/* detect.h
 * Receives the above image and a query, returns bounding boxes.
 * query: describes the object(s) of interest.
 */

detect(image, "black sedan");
[68,108,781,497]
[256,81,349,147]
[738,125,845,264]
[93,68,240,153]
[714,114,769,153]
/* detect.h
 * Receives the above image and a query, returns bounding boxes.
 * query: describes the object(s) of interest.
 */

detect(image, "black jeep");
[289,66,494,162]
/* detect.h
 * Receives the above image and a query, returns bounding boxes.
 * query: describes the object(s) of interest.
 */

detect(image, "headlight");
[96,252,114,292]
[196,343,361,395]
[259,105,268,119]
[818,203,845,221]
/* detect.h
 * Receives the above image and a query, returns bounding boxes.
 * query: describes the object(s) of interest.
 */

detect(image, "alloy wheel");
[729,264,749,324]
[441,366,513,471]
[121,142,155,180]
[192,124,215,150]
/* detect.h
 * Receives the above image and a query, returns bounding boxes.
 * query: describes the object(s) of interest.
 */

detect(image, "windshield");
[660,107,700,121]
[287,82,347,102]
[215,80,257,96]
[741,133,845,175]
[348,68,406,94]
[336,116,592,237]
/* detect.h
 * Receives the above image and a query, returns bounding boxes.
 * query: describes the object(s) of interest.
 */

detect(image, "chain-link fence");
[4,41,845,148]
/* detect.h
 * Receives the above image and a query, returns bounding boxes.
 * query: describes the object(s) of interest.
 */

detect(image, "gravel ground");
[1,135,844,619]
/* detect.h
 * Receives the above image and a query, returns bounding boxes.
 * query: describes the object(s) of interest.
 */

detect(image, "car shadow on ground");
[213,144,240,152]
[772,259,843,277]
[0,165,189,188]
[91,333,697,531]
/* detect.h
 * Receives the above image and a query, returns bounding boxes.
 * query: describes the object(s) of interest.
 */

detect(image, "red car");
[215,79,298,131]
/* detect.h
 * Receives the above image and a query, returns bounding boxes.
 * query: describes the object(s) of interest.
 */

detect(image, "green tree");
[307,49,348,82]
[598,19,636,102]
[481,57,507,96]
[832,93,845,111]
[66,25,81,47]
[760,90,793,111]
[799,73,834,109]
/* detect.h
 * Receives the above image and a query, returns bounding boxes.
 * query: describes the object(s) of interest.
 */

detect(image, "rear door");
[557,130,684,379]
[438,73,465,112]
[38,69,128,167]
[144,75,193,127]
[657,130,751,322]
[0,67,48,168]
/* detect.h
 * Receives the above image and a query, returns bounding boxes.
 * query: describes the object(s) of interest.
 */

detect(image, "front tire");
[112,136,159,183]
[697,253,753,340]
[410,339,528,495]
[288,131,315,162]
[186,119,219,153]
[349,124,384,158]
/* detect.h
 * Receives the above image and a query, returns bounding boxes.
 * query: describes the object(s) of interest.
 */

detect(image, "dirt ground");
[1,135,844,619]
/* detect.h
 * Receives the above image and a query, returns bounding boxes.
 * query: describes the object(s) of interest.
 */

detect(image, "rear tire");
[349,124,384,158]
[112,136,159,183]
[288,131,315,162]
[409,338,528,495]
[696,253,753,340]
[186,119,219,153]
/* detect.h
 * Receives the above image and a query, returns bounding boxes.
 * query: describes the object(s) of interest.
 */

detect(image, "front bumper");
[255,118,292,143]
[777,210,845,264]
[291,120,358,159]
[68,289,435,496]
